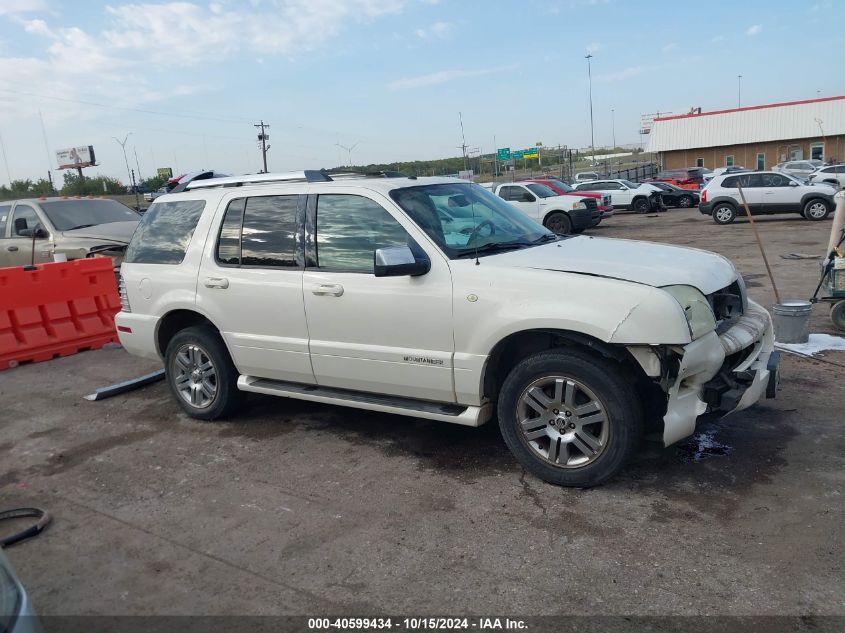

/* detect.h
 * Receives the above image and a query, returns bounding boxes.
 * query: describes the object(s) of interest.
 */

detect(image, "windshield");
[390,183,554,259]
[543,179,574,193]
[40,199,141,231]
[525,183,558,198]
[620,180,639,188]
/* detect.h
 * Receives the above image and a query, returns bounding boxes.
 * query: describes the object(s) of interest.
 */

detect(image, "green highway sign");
[523,147,539,158]
[512,150,524,160]
[497,147,511,161]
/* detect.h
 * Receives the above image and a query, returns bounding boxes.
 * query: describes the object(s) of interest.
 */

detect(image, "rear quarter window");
[125,199,206,264]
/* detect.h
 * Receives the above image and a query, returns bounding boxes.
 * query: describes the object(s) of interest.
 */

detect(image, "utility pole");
[458,112,469,171]
[585,54,596,165]
[38,110,55,192]
[133,146,143,186]
[254,120,270,173]
[737,75,742,108]
[493,134,498,179]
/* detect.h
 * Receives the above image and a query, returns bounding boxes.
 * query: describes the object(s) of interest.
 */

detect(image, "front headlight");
[662,285,716,340]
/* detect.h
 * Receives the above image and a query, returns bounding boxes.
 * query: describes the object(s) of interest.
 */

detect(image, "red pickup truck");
[520,177,614,222]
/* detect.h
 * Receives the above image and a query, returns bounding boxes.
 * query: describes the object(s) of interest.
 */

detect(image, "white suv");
[700,171,836,224]
[116,171,778,487]
[572,179,664,212]
[808,164,845,188]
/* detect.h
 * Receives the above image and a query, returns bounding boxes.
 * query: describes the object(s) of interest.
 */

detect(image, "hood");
[61,220,139,244]
[484,236,736,294]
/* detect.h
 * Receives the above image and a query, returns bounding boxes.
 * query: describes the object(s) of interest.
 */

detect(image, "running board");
[237,376,492,427]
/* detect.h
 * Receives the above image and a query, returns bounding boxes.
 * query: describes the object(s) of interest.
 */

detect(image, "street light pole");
[334,141,360,167]
[585,54,596,164]
[611,108,616,150]
[113,133,139,209]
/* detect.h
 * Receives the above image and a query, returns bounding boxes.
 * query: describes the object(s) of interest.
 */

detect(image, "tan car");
[0,197,140,270]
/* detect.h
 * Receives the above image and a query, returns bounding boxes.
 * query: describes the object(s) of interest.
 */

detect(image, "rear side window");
[214,195,298,267]
[125,200,205,264]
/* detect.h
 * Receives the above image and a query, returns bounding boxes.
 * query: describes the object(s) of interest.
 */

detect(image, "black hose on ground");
[0,508,51,548]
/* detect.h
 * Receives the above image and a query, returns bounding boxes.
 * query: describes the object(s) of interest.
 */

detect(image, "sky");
[0,0,843,185]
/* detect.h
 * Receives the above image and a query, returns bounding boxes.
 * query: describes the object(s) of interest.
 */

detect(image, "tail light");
[118,275,131,313]
[701,189,708,203]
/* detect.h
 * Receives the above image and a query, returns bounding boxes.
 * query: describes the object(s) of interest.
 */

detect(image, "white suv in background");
[700,171,836,224]
[808,164,845,188]
[572,179,664,212]
[773,160,826,179]
[116,170,777,487]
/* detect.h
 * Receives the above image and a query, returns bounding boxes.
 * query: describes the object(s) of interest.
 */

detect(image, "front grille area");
[581,198,598,211]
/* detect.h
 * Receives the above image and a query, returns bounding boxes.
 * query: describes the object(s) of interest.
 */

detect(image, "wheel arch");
[800,193,832,208]
[481,328,657,406]
[542,208,571,224]
[155,308,223,358]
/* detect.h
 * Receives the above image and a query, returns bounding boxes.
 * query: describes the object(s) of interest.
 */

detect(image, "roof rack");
[185,170,332,190]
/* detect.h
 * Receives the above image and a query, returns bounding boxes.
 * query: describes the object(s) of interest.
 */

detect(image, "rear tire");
[544,211,572,235]
[497,349,643,488]
[165,325,244,420]
[803,198,830,221]
[678,195,693,208]
[712,203,737,225]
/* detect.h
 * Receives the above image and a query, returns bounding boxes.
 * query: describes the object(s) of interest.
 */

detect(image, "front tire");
[497,349,643,487]
[712,203,737,225]
[678,195,693,208]
[544,211,572,235]
[803,198,831,221]
[632,197,650,213]
[165,325,244,420]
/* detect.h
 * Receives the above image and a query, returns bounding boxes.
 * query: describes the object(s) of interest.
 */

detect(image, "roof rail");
[185,170,332,190]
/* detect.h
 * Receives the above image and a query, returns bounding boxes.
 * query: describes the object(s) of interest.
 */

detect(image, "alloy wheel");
[173,344,218,409]
[516,375,609,468]
[806,201,828,219]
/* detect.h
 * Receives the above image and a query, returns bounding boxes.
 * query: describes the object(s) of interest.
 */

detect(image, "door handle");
[311,283,344,297]
[204,277,229,289]
[7,246,18,252]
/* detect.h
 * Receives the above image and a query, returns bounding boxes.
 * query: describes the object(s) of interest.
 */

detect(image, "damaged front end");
[630,280,778,447]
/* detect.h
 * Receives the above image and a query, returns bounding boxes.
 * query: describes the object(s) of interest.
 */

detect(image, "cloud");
[0,0,45,15]
[746,24,762,35]
[594,65,646,83]
[661,42,677,53]
[415,21,455,39]
[389,65,515,90]
[0,0,409,120]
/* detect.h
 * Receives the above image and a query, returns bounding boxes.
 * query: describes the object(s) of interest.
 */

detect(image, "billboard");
[56,145,96,169]
[157,167,173,179]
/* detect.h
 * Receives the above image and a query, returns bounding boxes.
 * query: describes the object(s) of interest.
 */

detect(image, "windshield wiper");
[456,240,532,258]
[532,233,559,243]
[67,223,96,230]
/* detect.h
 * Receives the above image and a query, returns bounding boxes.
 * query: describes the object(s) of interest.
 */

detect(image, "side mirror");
[521,192,536,202]
[15,220,48,238]
[374,246,430,278]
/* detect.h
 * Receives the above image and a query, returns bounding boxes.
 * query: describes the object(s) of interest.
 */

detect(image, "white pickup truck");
[116,172,778,487]
[480,182,600,234]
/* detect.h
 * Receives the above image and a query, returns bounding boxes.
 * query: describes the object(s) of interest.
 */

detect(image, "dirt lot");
[1,207,843,620]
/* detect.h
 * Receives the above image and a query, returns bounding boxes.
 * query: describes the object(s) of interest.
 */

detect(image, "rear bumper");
[699,202,713,215]
[662,300,776,446]
[114,312,162,361]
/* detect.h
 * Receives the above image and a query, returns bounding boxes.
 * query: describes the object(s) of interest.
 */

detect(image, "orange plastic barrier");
[0,258,121,370]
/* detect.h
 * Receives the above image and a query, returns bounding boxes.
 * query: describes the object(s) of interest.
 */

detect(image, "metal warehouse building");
[645,95,845,171]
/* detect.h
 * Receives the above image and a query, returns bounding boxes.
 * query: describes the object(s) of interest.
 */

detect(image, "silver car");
[773,160,826,179]
[0,550,40,633]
